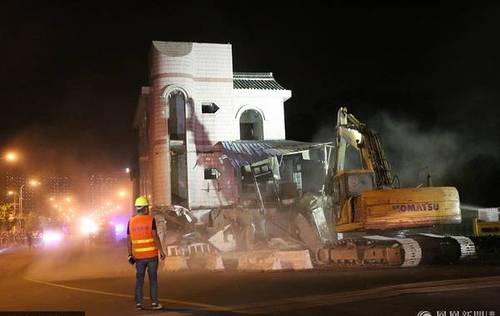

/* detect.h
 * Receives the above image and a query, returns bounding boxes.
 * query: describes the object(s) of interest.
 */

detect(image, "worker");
[26,231,33,250]
[127,195,166,310]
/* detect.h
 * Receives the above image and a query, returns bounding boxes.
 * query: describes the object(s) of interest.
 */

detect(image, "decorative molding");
[234,105,267,121]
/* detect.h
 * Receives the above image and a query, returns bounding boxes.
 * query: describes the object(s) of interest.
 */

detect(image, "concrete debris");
[208,224,237,252]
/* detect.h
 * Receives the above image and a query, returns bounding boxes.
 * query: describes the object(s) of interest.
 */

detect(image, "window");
[239,109,263,140]
[204,168,220,180]
[168,90,186,140]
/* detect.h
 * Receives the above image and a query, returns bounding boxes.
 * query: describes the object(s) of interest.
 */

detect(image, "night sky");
[1,2,500,205]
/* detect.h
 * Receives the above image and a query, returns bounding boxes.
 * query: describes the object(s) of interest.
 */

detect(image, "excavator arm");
[334,107,393,188]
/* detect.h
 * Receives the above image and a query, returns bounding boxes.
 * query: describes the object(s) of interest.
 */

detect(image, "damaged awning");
[216,140,332,168]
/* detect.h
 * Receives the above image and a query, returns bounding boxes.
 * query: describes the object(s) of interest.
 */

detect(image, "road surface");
[1,245,499,316]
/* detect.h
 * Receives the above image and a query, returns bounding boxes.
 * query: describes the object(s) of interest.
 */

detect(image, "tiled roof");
[233,72,286,90]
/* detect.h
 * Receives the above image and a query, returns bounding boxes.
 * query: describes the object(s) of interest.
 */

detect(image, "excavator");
[328,107,461,232]
[315,107,475,267]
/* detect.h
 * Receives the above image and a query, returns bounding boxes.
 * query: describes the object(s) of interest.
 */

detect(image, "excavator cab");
[331,170,376,219]
[328,107,462,233]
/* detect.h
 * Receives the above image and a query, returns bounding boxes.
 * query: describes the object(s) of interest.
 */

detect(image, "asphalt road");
[1,245,500,316]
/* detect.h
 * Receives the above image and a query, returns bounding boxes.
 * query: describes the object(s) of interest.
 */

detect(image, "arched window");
[168,90,186,140]
[239,109,263,140]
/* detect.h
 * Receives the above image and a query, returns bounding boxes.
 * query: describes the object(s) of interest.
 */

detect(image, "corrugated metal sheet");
[233,72,286,90]
[217,140,329,168]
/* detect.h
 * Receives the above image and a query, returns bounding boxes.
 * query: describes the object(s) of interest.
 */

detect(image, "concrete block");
[237,250,282,271]
[205,254,225,271]
[276,250,313,270]
[163,256,189,272]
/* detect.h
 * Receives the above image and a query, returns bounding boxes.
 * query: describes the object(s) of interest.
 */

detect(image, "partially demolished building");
[133,41,332,252]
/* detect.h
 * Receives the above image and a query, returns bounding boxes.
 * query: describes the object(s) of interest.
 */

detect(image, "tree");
[0,203,14,232]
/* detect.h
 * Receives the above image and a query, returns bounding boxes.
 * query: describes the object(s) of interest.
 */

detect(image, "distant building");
[43,176,72,199]
[0,171,35,213]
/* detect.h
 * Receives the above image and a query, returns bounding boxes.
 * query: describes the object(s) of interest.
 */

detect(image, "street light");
[4,151,18,163]
[19,179,41,215]
[117,190,127,198]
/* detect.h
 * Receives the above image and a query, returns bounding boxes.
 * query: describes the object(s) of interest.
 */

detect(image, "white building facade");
[134,41,291,211]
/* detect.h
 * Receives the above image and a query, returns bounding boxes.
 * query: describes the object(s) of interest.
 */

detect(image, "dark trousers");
[134,257,159,304]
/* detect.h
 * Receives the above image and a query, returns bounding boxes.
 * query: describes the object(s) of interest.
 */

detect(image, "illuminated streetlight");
[4,151,18,163]
[29,179,40,187]
[65,196,72,203]
[49,197,55,202]
[125,167,130,173]
[7,190,15,196]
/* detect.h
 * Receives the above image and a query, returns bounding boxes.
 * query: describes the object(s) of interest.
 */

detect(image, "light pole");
[19,179,40,216]
[7,190,18,215]
[19,184,25,217]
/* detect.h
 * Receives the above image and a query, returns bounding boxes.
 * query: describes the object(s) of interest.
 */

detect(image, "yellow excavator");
[317,107,470,267]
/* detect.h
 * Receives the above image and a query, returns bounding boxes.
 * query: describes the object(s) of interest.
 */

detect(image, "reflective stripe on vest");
[134,246,157,253]
[131,238,154,244]
[129,215,158,259]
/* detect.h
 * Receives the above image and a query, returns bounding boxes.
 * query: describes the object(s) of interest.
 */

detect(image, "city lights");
[42,230,64,246]
[29,179,40,187]
[114,223,125,234]
[80,217,98,235]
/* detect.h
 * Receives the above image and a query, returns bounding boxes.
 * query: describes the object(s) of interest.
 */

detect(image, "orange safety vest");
[129,215,158,259]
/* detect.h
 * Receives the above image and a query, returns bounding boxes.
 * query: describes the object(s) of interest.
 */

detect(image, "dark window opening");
[239,109,263,140]
[204,168,220,180]
[168,90,186,141]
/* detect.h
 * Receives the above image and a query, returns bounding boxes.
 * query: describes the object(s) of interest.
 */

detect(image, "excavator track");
[317,234,492,268]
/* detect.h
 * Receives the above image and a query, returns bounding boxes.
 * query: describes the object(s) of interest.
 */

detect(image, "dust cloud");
[311,111,498,188]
